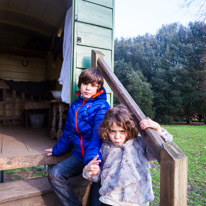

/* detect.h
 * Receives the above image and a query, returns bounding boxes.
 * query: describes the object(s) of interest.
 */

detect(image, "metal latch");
[77,37,82,43]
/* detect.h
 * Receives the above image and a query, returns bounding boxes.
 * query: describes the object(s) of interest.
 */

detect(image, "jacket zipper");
[75,99,85,158]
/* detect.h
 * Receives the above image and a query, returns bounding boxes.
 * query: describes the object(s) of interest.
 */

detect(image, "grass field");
[150,125,206,206]
[4,125,206,205]
[4,166,47,182]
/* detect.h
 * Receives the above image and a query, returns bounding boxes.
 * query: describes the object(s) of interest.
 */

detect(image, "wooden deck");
[0,126,70,170]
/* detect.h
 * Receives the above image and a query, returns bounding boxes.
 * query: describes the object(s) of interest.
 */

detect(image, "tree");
[114,61,154,118]
[114,22,206,123]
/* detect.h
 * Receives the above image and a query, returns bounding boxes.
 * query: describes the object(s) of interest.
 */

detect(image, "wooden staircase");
[0,177,60,206]
[0,127,91,206]
[0,176,91,206]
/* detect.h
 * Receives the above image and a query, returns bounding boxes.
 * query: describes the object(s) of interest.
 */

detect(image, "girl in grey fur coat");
[83,105,173,206]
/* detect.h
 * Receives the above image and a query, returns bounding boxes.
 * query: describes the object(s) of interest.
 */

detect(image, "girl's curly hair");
[98,104,138,141]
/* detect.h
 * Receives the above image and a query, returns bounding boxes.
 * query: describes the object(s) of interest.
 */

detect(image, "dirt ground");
[172,121,205,125]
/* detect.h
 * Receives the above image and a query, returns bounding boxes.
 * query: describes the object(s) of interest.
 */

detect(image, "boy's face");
[108,122,127,146]
[80,82,99,99]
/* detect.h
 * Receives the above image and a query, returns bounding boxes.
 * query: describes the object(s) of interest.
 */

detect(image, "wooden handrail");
[92,50,188,206]
[92,50,164,162]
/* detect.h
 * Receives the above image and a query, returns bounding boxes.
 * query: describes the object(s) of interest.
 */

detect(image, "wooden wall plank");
[84,0,113,8]
[77,1,113,28]
[76,45,112,69]
[76,22,112,50]
[0,54,46,82]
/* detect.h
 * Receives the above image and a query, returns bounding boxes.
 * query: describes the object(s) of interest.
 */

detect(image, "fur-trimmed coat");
[83,130,173,205]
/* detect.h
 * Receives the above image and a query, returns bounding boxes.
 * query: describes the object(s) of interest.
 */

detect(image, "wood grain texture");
[77,22,112,50]
[77,0,113,28]
[84,0,113,8]
[160,142,188,206]
[0,54,46,82]
[0,127,70,170]
[0,176,91,206]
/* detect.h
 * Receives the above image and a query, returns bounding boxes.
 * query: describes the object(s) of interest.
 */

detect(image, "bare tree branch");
[181,0,206,21]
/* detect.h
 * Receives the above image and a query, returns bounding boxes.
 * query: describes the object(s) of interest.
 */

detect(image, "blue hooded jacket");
[52,88,110,164]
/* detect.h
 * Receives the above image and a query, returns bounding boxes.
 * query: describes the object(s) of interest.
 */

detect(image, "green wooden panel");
[71,0,114,105]
[77,0,113,28]
[106,92,112,106]
[104,81,112,93]
[76,49,91,69]
[75,68,84,91]
[82,0,113,8]
[77,22,112,50]
[75,45,112,93]
[76,45,112,69]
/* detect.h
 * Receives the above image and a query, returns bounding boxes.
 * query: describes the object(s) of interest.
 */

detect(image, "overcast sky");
[114,0,199,39]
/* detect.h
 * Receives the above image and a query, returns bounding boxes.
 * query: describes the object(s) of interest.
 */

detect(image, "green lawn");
[4,166,48,182]
[150,125,206,206]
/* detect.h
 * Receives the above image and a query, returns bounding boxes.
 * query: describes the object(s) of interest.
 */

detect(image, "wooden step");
[0,176,91,206]
[0,126,70,171]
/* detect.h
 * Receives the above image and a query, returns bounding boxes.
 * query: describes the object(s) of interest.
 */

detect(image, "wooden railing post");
[160,142,188,206]
[91,50,105,69]
[91,50,188,206]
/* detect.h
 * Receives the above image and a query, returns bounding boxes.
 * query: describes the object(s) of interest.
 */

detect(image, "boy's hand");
[139,117,162,132]
[84,155,101,177]
[45,148,53,156]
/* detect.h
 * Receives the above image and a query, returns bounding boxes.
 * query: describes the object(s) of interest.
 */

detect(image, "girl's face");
[108,122,127,146]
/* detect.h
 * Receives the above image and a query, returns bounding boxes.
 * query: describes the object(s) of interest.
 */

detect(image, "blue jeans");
[48,155,101,206]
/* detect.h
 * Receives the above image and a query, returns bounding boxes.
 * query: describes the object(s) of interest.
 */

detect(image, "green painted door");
[71,0,114,105]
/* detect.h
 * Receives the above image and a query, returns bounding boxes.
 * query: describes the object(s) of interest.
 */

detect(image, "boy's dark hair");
[99,104,138,141]
[78,68,104,91]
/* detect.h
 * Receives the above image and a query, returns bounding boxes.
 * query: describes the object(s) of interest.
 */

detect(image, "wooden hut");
[0,0,114,205]
[0,1,188,205]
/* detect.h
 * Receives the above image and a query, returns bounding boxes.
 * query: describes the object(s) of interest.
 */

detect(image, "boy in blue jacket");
[45,68,110,206]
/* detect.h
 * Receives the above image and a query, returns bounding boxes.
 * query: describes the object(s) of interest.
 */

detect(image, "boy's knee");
[48,166,60,182]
